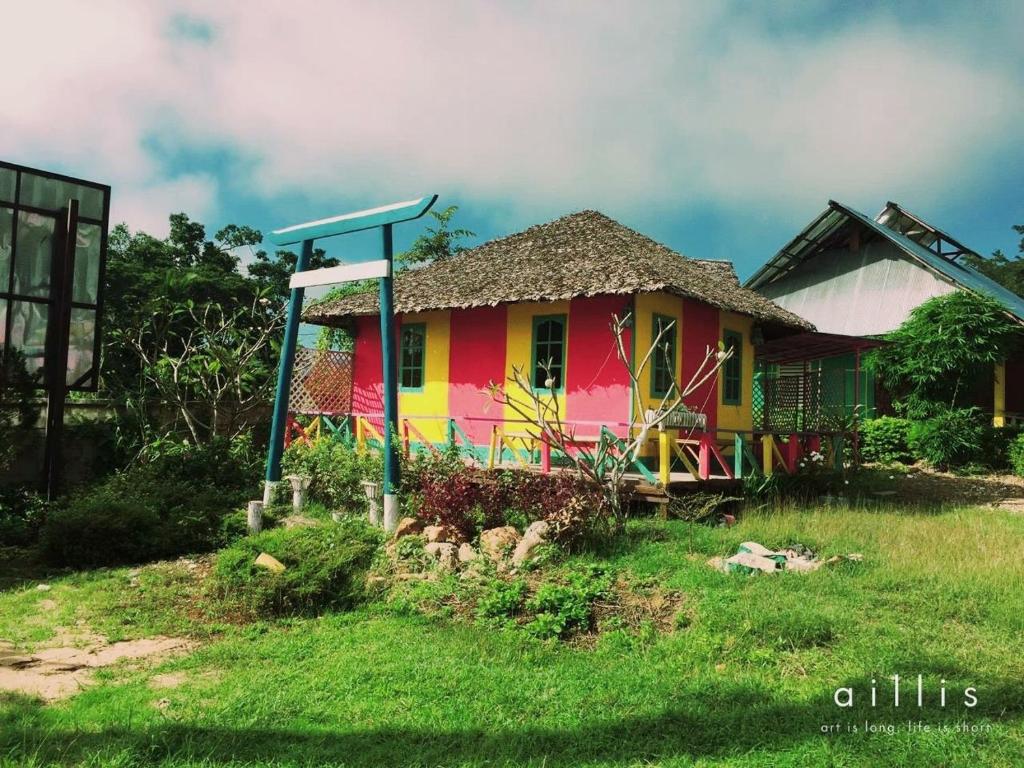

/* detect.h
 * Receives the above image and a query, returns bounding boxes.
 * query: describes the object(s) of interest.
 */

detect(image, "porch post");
[265,238,312,503]
[380,224,401,531]
[994,361,1006,428]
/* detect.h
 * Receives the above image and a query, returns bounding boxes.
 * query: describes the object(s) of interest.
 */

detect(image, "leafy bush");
[0,347,41,473]
[907,407,986,470]
[524,565,613,640]
[403,447,486,539]
[212,520,382,618]
[475,578,528,626]
[1009,433,1024,478]
[859,417,912,465]
[0,487,48,547]
[282,436,382,512]
[979,426,1023,471]
[41,439,258,567]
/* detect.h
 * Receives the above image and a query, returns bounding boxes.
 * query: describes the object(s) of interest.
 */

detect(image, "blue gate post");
[379,223,400,530]
[264,239,313,504]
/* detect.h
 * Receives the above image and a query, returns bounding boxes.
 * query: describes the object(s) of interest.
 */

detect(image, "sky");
[3,0,1022,287]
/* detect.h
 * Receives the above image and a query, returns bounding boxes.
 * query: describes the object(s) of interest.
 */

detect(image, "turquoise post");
[264,239,313,502]
[379,224,400,530]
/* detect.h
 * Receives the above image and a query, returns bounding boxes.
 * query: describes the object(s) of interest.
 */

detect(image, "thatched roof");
[304,210,812,330]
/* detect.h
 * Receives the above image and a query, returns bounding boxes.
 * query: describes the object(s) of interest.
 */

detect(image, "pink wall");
[681,297,719,432]
[566,294,633,437]
[345,294,727,443]
[350,315,385,432]
[449,306,508,443]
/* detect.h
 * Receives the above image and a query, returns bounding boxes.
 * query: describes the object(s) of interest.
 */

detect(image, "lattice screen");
[288,347,353,415]
[755,369,851,432]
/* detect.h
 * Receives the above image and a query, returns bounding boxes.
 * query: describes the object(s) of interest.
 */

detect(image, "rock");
[254,553,286,573]
[458,543,478,563]
[479,526,521,563]
[512,520,550,566]
[282,515,318,529]
[393,517,424,540]
[35,584,51,592]
[424,542,458,572]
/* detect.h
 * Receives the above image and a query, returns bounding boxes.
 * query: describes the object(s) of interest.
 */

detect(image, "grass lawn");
[1,503,1023,767]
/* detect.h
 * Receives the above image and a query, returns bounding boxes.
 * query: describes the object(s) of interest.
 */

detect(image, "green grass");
[2,503,1024,766]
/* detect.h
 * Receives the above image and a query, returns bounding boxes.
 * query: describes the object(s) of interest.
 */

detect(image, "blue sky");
[3,1,1022,285]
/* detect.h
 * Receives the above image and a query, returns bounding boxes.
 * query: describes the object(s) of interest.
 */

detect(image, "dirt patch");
[864,467,1024,506]
[0,636,195,701]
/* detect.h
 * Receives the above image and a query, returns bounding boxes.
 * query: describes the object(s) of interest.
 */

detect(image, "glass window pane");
[19,173,105,220]
[0,298,6,345]
[14,212,55,298]
[73,222,102,304]
[9,300,48,375]
[0,169,14,203]
[0,208,12,292]
[67,307,96,386]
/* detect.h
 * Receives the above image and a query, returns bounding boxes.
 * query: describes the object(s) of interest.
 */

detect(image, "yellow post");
[356,417,365,453]
[658,427,671,486]
[761,434,774,476]
[487,425,499,470]
[994,361,1007,427]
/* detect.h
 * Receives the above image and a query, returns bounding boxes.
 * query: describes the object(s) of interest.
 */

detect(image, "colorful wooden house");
[746,201,1024,427]
[303,211,812,481]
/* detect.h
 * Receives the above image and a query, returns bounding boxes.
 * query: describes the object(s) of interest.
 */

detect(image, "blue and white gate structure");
[264,195,438,531]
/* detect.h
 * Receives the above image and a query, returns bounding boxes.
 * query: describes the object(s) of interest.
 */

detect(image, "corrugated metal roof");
[747,200,1024,325]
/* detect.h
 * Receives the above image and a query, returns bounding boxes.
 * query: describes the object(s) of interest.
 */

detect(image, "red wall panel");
[566,295,633,437]
[448,305,508,443]
[681,298,720,432]
[350,315,384,432]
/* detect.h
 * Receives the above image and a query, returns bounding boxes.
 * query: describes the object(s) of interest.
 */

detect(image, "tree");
[963,224,1024,298]
[248,246,339,301]
[102,214,289,454]
[397,205,475,267]
[488,312,730,530]
[114,282,285,444]
[0,347,41,472]
[868,291,1021,417]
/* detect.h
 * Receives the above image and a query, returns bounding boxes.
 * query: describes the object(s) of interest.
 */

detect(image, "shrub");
[980,426,1023,471]
[404,447,485,540]
[282,436,382,512]
[1009,433,1024,478]
[475,578,528,626]
[907,407,986,470]
[41,439,257,567]
[0,488,48,547]
[524,565,613,640]
[212,520,382,618]
[859,417,912,465]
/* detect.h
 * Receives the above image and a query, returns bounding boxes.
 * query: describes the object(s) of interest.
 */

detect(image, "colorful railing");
[286,411,847,486]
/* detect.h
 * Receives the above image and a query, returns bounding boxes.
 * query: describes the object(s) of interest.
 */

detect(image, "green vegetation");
[2,504,1022,767]
[212,520,382,619]
[40,439,260,567]
[859,416,912,465]
[1010,432,1024,478]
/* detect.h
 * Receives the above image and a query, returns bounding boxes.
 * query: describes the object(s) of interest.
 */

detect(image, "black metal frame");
[0,159,110,392]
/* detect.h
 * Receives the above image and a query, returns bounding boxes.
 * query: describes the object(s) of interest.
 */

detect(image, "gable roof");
[745,200,1024,325]
[305,210,811,329]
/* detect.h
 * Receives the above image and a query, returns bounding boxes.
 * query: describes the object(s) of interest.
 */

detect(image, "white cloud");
[0,1,1020,233]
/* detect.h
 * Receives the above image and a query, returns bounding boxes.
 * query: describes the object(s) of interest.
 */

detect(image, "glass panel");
[19,172,105,219]
[0,208,12,292]
[13,212,55,298]
[8,300,48,375]
[0,298,6,345]
[73,222,102,304]
[67,307,96,386]
[0,168,14,203]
